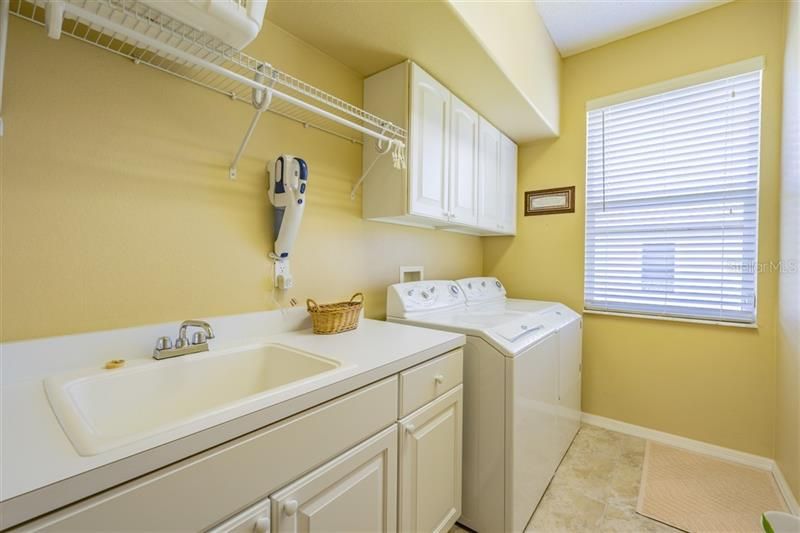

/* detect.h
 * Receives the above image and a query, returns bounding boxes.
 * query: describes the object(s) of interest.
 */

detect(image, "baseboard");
[581,412,800,515]
[772,462,800,515]
[581,413,774,470]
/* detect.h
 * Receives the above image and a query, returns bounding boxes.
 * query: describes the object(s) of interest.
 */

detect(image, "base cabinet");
[13,350,464,533]
[398,385,463,533]
[271,426,398,533]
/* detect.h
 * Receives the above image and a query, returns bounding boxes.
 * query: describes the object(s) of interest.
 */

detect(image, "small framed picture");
[524,186,576,216]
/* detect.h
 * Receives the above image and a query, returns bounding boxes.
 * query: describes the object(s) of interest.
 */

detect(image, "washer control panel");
[456,277,506,303]
[387,280,466,317]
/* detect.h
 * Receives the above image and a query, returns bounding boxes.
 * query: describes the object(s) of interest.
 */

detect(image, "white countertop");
[0,309,464,527]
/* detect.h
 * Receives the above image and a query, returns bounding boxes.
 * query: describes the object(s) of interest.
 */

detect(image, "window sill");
[582,309,758,329]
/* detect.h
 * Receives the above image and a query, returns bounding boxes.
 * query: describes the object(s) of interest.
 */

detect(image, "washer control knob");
[481,280,487,287]
[421,291,430,299]
[496,280,502,288]
[450,285,459,295]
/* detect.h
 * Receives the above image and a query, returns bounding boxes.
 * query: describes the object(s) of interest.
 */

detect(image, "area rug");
[637,441,789,532]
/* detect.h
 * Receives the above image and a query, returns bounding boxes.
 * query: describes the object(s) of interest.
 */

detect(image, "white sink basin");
[45,344,345,456]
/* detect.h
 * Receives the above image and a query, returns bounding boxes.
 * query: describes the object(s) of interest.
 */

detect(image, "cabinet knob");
[406,423,416,432]
[434,374,445,385]
[284,500,299,516]
[254,515,270,533]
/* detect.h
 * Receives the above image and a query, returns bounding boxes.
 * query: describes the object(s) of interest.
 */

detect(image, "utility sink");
[45,344,345,456]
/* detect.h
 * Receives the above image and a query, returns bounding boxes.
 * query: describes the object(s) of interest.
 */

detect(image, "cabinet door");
[271,426,398,533]
[409,63,450,221]
[448,95,479,226]
[477,117,501,231]
[399,385,463,533]
[499,133,518,235]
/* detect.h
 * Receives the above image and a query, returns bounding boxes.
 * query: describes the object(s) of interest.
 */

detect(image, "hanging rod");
[10,0,406,174]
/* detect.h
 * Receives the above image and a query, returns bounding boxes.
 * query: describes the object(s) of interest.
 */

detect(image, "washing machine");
[387,277,582,533]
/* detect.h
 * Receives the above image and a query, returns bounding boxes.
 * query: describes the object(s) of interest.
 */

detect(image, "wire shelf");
[9,0,408,145]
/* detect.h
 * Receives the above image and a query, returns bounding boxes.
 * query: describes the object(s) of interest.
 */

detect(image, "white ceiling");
[533,0,731,57]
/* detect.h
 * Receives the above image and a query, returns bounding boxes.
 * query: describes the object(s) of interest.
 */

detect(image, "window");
[584,65,762,324]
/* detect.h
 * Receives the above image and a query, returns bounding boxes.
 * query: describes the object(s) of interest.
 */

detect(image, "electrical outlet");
[274,260,293,289]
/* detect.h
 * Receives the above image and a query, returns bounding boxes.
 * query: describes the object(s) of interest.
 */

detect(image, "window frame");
[582,58,764,327]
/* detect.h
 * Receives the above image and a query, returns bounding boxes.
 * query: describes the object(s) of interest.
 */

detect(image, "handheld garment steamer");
[267,155,308,289]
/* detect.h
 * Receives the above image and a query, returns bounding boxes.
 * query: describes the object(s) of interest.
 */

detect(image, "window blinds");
[585,69,762,324]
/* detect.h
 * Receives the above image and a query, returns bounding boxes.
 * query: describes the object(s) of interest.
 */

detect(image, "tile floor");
[453,424,682,533]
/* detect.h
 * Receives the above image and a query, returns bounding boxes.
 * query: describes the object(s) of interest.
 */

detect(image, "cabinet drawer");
[399,349,462,418]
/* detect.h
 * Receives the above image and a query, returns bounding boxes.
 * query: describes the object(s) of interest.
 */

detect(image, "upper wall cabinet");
[363,61,516,236]
[409,66,451,221]
[499,133,518,234]
[449,95,480,227]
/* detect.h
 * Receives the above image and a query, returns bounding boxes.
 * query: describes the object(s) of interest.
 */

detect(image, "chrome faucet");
[153,320,216,360]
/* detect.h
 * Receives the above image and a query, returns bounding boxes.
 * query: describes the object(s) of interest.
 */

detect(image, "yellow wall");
[777,0,800,498]
[0,17,482,342]
[484,0,784,457]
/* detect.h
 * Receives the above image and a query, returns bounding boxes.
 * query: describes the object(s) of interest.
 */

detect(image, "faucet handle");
[155,336,172,352]
[191,331,207,345]
[174,335,190,349]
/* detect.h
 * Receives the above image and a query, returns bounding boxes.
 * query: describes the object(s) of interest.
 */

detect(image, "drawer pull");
[284,500,299,516]
[254,516,270,533]
[434,374,445,385]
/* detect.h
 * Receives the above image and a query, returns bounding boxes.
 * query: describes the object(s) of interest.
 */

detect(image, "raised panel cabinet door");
[499,133,518,234]
[409,63,450,221]
[477,117,501,231]
[448,95,479,226]
[399,385,463,533]
[271,425,398,533]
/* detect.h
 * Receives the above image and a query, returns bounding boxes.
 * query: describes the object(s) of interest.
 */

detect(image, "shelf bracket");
[229,65,273,180]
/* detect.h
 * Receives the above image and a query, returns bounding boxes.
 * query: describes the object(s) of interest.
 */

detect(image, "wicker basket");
[307,293,364,334]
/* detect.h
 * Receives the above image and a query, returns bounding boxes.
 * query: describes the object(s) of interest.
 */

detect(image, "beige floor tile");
[525,425,682,533]
[526,484,606,532]
[599,504,680,532]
